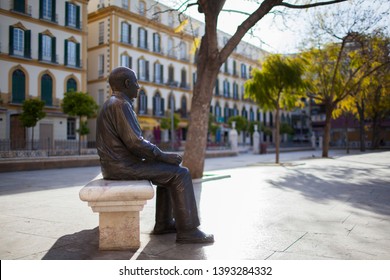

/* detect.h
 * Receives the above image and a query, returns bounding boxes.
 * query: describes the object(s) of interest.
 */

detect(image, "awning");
[138,116,160,130]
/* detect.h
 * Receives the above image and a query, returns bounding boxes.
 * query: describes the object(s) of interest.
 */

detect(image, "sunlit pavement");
[0,150,389,259]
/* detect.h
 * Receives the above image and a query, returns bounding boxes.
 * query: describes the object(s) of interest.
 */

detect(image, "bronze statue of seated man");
[96,66,214,244]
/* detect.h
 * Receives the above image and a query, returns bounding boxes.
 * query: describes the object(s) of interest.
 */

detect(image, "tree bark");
[322,103,333,157]
[275,107,280,164]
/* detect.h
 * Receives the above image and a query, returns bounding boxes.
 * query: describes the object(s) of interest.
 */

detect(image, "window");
[179,41,187,60]
[233,105,239,117]
[40,0,56,22]
[181,96,187,118]
[138,90,147,115]
[121,22,131,44]
[223,80,230,98]
[139,1,146,16]
[153,7,161,22]
[39,33,56,63]
[64,40,80,67]
[224,104,230,122]
[215,103,222,122]
[65,2,80,29]
[167,38,174,57]
[9,26,31,58]
[122,0,129,10]
[233,60,237,76]
[138,28,148,49]
[242,107,248,120]
[120,54,132,68]
[66,78,77,92]
[168,65,174,84]
[138,58,149,81]
[13,28,24,56]
[250,108,255,122]
[11,69,26,104]
[224,60,229,74]
[98,54,104,77]
[154,62,164,84]
[168,94,175,111]
[13,0,26,13]
[241,63,247,79]
[180,68,187,88]
[99,22,104,44]
[67,118,76,140]
[153,92,164,116]
[233,82,239,100]
[41,74,53,106]
[215,79,219,96]
[153,33,161,53]
[168,12,174,27]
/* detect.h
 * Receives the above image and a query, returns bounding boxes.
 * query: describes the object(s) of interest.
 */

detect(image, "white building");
[0,0,89,151]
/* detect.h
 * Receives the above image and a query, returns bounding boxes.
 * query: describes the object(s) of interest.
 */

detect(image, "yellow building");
[86,0,270,145]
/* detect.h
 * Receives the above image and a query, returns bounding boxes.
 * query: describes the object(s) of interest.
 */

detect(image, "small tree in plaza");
[61,91,98,154]
[245,54,306,163]
[20,98,46,149]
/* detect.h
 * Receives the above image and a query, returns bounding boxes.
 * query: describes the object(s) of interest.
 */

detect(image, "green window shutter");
[9,26,14,55]
[161,65,164,83]
[24,30,31,58]
[76,5,80,29]
[65,2,69,26]
[38,33,42,60]
[129,24,132,44]
[41,74,53,106]
[51,37,56,63]
[137,59,140,78]
[129,56,132,69]
[51,0,56,22]
[161,98,165,116]
[145,61,149,81]
[14,0,25,13]
[76,42,80,67]
[137,28,140,47]
[145,30,148,49]
[39,0,43,19]
[12,70,26,103]
[64,39,68,65]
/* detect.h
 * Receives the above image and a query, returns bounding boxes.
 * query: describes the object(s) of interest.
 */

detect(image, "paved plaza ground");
[0,149,389,260]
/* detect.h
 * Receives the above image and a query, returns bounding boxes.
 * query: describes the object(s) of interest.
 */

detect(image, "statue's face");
[125,72,140,99]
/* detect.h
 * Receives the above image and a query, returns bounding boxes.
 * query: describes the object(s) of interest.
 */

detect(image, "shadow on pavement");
[42,227,136,260]
[267,164,390,216]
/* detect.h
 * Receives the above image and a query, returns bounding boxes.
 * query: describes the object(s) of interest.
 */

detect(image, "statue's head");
[108,67,140,99]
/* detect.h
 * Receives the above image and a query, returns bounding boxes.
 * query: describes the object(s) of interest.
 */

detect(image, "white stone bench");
[79,174,154,250]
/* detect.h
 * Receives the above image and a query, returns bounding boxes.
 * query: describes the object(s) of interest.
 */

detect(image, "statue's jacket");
[96,92,163,179]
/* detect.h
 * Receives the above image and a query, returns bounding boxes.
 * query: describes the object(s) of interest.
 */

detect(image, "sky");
[159,0,389,54]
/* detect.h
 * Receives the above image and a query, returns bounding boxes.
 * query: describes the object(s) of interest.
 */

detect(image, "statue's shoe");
[176,228,214,244]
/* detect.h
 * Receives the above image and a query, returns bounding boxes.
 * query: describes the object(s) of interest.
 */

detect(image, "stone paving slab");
[0,150,389,260]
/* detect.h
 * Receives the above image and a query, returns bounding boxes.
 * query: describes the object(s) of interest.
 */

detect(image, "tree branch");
[279,0,348,9]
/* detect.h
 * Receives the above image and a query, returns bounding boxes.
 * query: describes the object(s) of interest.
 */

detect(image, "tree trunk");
[275,108,280,164]
[356,100,366,152]
[182,47,220,178]
[322,104,333,158]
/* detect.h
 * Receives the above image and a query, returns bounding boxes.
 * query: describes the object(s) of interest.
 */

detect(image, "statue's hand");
[161,152,182,165]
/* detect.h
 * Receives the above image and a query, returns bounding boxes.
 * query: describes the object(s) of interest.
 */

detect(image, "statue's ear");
[124,78,131,88]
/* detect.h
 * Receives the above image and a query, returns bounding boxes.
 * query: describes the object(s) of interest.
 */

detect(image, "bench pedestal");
[79,176,154,250]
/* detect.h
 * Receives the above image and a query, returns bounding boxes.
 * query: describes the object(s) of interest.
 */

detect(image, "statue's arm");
[116,103,181,165]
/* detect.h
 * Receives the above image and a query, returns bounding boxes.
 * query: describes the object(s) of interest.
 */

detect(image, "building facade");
[86,0,276,146]
[0,0,89,151]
